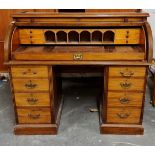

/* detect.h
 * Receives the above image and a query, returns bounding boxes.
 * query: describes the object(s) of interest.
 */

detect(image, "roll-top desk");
[4,9,153,135]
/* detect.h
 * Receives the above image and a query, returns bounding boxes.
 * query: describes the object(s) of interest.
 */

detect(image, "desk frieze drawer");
[108,78,145,91]
[17,108,51,124]
[12,79,49,92]
[11,66,49,78]
[107,107,141,124]
[108,67,146,78]
[107,92,143,107]
[14,93,50,107]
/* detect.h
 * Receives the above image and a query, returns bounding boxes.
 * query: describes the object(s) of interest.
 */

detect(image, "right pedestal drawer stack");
[106,66,147,125]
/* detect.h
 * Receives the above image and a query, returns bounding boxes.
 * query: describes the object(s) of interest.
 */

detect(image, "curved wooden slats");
[4,21,16,63]
[143,22,153,63]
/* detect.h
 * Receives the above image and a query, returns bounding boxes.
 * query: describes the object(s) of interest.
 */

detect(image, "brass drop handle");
[120,70,134,77]
[119,97,130,104]
[27,98,38,105]
[22,69,37,75]
[28,114,40,119]
[117,113,130,119]
[120,81,132,89]
[73,53,83,60]
[25,80,37,89]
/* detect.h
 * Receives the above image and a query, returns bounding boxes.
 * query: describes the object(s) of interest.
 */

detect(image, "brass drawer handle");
[27,98,38,105]
[25,80,37,89]
[119,97,130,104]
[73,53,83,60]
[28,114,40,119]
[117,113,130,119]
[22,69,37,75]
[120,81,132,89]
[120,70,134,77]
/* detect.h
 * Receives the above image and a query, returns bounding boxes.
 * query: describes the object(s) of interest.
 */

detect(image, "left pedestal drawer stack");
[10,66,57,135]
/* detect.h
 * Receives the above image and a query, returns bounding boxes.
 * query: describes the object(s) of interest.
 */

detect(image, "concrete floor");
[0,77,155,146]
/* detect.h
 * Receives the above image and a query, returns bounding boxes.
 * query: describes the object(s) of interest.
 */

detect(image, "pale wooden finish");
[107,92,143,107]
[11,66,48,78]
[108,66,146,78]
[14,93,50,107]
[17,108,51,124]
[107,107,141,124]
[12,78,49,92]
[108,78,145,91]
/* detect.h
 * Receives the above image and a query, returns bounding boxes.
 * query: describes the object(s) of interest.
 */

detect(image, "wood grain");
[108,66,146,78]
[107,92,143,107]
[14,93,50,107]
[11,66,48,78]
[17,108,51,124]
[12,78,49,92]
[107,107,141,124]
[108,78,145,91]
[12,45,145,61]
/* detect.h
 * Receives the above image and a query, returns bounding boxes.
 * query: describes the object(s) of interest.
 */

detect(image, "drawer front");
[107,107,141,124]
[115,29,140,37]
[108,78,145,91]
[17,108,51,124]
[13,79,49,92]
[19,29,43,35]
[109,67,146,78]
[14,93,50,107]
[107,92,143,107]
[115,32,140,39]
[20,38,44,44]
[11,66,48,78]
[114,39,140,44]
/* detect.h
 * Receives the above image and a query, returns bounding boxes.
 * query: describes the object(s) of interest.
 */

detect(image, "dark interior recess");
[103,31,115,42]
[92,31,102,42]
[80,31,91,42]
[44,31,55,42]
[68,31,79,42]
[57,31,67,42]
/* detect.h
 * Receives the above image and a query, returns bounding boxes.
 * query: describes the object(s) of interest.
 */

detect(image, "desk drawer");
[17,108,51,124]
[107,107,141,124]
[14,93,50,107]
[109,67,146,78]
[107,92,143,107]
[11,66,48,78]
[13,79,49,92]
[108,78,145,91]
